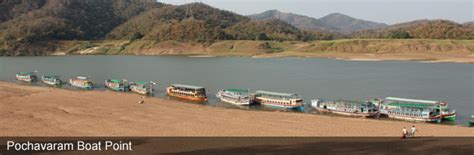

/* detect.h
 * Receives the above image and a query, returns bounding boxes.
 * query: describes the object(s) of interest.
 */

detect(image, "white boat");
[69,76,93,90]
[253,90,303,109]
[16,71,38,82]
[216,89,251,106]
[311,99,379,117]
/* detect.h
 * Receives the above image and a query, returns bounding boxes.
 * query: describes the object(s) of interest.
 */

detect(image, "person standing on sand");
[402,127,407,138]
[139,96,145,104]
[411,125,417,138]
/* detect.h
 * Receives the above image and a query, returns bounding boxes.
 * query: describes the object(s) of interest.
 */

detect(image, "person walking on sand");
[411,125,417,138]
[402,127,407,139]
[139,96,145,104]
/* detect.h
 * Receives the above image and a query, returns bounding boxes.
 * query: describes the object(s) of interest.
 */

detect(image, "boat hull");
[16,75,37,82]
[167,92,207,102]
[314,108,378,117]
[130,87,149,95]
[69,79,92,90]
[218,96,251,106]
[385,114,442,122]
[41,77,62,86]
[441,113,456,121]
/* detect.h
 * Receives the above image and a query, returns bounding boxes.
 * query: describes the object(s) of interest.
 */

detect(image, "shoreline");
[5,53,474,64]
[0,81,472,137]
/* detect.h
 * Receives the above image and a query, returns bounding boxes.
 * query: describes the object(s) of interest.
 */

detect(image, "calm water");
[0,56,472,125]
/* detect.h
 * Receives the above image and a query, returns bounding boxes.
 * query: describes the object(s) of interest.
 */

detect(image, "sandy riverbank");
[0,82,472,137]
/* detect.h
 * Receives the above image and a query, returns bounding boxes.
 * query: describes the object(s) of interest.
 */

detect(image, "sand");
[0,81,472,137]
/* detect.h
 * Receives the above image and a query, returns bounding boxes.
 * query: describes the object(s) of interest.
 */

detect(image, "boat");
[69,76,93,90]
[105,79,128,91]
[373,97,445,122]
[311,99,379,117]
[16,71,38,82]
[469,115,474,126]
[216,89,251,106]
[166,84,207,102]
[129,81,156,95]
[41,75,62,86]
[253,90,303,109]
[382,97,456,121]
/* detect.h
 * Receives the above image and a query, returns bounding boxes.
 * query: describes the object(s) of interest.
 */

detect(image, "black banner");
[0,137,473,155]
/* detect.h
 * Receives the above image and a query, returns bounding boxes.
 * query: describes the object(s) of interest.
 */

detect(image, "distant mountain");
[248,10,386,33]
[354,19,473,39]
[319,13,387,32]
[463,21,474,27]
[248,10,336,31]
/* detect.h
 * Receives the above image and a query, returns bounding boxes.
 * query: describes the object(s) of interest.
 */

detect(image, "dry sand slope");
[0,82,472,137]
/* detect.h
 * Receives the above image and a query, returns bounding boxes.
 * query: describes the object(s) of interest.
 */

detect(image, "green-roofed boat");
[216,89,251,106]
[41,75,62,86]
[373,97,454,123]
[310,99,379,117]
[105,79,128,91]
[16,71,38,82]
[253,90,303,109]
[129,81,156,95]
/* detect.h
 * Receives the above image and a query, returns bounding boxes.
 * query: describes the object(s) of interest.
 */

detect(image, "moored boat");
[105,79,128,91]
[374,97,445,122]
[16,71,38,82]
[129,81,156,95]
[382,97,456,121]
[253,90,303,109]
[311,99,379,117]
[216,89,251,106]
[469,115,474,127]
[166,84,207,102]
[69,76,93,90]
[41,75,62,86]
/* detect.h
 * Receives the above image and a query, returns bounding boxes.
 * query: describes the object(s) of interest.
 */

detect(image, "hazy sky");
[157,0,472,24]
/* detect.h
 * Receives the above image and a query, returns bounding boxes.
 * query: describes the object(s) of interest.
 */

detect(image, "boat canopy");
[336,100,371,105]
[224,89,249,93]
[135,82,147,85]
[388,102,436,108]
[255,90,299,98]
[109,79,124,83]
[76,76,89,80]
[385,97,439,104]
[172,84,204,90]
[43,75,59,78]
[18,72,35,75]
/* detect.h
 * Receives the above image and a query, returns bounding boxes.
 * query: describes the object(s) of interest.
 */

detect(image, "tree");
[256,33,269,40]
[390,30,412,39]
[129,32,144,41]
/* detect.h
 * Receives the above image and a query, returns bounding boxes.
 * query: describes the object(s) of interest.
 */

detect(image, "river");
[0,56,472,125]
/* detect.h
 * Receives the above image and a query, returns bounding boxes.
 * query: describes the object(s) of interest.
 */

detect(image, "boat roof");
[388,102,436,108]
[18,72,35,75]
[135,82,147,85]
[336,100,370,105]
[224,89,249,93]
[385,97,439,104]
[109,79,123,83]
[75,76,89,80]
[172,84,204,90]
[255,90,298,98]
[43,75,60,78]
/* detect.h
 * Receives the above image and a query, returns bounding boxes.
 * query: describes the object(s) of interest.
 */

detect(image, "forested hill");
[0,0,472,56]
[354,20,473,39]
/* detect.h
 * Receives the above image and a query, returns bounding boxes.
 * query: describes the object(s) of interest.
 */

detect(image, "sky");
[157,0,472,24]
